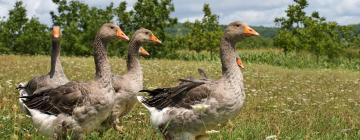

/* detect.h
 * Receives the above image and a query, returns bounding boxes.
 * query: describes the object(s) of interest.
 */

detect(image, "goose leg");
[110,106,125,133]
[113,122,125,133]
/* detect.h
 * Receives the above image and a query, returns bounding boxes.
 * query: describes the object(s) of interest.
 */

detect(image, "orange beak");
[243,25,259,37]
[52,26,60,38]
[149,34,162,44]
[236,57,245,69]
[139,47,150,57]
[116,29,129,41]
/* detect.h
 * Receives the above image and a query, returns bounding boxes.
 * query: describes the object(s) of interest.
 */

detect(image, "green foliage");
[237,37,274,48]
[252,26,278,38]
[50,0,118,56]
[274,0,352,60]
[117,0,177,40]
[349,24,360,36]
[48,0,178,56]
[115,0,177,57]
[0,0,358,60]
[0,1,49,55]
[350,35,360,48]
[173,4,223,60]
[13,18,50,55]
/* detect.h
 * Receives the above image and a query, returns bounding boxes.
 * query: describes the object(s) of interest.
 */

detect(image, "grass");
[0,54,360,139]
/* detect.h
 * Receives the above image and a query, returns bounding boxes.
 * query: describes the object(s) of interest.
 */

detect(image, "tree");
[0,1,28,54]
[115,0,177,57]
[183,3,222,59]
[0,1,49,55]
[117,0,177,40]
[50,0,116,56]
[14,18,50,55]
[274,0,351,60]
[0,17,6,53]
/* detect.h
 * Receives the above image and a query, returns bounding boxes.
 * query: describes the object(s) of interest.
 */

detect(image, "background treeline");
[0,0,359,68]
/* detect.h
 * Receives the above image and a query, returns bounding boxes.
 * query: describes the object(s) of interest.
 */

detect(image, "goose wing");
[140,81,210,110]
[20,81,85,115]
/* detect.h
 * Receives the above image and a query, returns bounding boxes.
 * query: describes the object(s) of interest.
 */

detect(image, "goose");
[104,28,161,132]
[138,21,259,140]
[17,26,69,95]
[19,23,129,139]
[139,47,150,57]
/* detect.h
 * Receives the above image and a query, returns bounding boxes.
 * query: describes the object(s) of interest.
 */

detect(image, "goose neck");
[127,40,142,73]
[93,36,112,86]
[49,39,66,78]
[220,37,242,79]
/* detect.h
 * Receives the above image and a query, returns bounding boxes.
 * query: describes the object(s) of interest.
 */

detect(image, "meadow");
[0,54,359,140]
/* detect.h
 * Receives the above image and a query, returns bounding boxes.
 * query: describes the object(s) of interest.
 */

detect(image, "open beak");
[149,34,162,44]
[236,57,245,69]
[52,26,60,38]
[139,47,150,57]
[116,29,129,41]
[243,25,260,37]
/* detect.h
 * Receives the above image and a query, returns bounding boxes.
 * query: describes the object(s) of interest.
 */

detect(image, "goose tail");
[137,96,169,127]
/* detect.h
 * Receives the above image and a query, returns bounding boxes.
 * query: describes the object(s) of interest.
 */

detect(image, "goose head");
[225,21,259,43]
[132,28,162,44]
[225,21,259,69]
[139,47,150,57]
[97,23,129,41]
[52,26,61,41]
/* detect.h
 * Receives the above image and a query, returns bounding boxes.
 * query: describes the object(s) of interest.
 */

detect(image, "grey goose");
[19,23,129,139]
[138,21,259,140]
[18,26,69,96]
[103,28,162,132]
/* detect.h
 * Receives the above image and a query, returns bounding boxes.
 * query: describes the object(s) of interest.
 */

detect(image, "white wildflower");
[138,111,145,116]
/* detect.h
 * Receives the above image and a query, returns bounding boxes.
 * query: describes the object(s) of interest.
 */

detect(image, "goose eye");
[236,24,241,27]
[145,32,149,35]
[110,26,114,29]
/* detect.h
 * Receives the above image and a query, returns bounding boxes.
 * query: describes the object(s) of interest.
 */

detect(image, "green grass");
[0,55,360,139]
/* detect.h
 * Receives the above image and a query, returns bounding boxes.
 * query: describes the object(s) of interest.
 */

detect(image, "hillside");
[166,23,360,38]
[165,23,278,38]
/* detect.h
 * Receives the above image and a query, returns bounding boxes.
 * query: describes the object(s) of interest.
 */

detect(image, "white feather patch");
[28,109,57,136]
[137,96,170,127]
[150,107,170,127]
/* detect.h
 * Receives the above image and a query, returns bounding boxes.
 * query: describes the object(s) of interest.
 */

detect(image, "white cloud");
[221,9,286,26]
[0,0,359,26]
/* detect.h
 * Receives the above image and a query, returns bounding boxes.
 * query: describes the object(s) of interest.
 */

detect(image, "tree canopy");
[0,0,358,60]
[274,0,353,60]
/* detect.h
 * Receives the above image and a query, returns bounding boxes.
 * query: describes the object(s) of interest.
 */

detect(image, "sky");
[0,0,359,27]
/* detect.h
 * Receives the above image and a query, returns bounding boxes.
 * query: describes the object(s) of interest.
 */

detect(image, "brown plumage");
[141,81,206,110]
